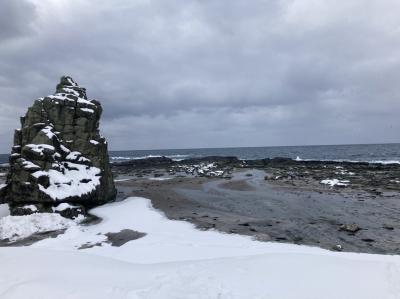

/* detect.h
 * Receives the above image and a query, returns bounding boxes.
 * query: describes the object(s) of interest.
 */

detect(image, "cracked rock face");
[4,76,116,216]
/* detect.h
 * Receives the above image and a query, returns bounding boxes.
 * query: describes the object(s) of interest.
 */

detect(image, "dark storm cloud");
[0,0,399,152]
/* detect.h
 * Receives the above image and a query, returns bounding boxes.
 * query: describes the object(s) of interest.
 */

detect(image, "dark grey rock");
[5,76,116,215]
[338,224,361,233]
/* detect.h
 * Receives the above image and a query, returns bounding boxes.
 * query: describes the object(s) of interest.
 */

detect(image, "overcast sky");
[0,0,399,153]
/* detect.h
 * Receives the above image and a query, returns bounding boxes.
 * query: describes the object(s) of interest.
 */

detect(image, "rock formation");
[4,76,116,217]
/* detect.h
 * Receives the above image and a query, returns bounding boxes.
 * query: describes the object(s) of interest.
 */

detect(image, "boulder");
[4,76,116,217]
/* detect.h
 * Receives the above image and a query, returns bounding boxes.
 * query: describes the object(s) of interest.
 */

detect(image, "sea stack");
[4,76,116,217]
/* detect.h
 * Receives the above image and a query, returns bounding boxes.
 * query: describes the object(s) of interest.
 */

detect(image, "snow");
[80,108,95,113]
[53,202,79,212]
[0,213,78,241]
[25,144,55,155]
[23,205,38,212]
[0,183,7,190]
[148,177,172,181]
[90,139,99,145]
[0,172,6,177]
[61,87,80,96]
[41,126,56,139]
[114,178,133,182]
[60,144,71,153]
[21,160,40,170]
[0,197,399,298]
[77,98,95,106]
[320,179,350,187]
[47,90,95,107]
[295,156,302,161]
[79,156,91,162]
[32,162,101,200]
[66,151,81,160]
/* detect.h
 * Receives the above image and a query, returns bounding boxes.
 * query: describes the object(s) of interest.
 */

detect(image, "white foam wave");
[111,154,189,161]
[294,157,400,165]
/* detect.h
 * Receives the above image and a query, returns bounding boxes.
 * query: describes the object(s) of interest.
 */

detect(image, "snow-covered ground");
[0,198,400,298]
[0,212,79,241]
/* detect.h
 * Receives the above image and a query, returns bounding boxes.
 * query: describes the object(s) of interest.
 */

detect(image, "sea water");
[1,143,399,165]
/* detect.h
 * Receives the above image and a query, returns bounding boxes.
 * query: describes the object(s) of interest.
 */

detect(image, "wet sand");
[116,169,400,254]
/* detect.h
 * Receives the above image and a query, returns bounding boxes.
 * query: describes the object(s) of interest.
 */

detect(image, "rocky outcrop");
[4,76,116,217]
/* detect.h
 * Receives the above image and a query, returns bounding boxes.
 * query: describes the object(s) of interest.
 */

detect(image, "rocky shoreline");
[1,155,400,254]
[111,155,400,255]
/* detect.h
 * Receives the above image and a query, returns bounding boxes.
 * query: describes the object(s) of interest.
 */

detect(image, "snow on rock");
[0,183,7,190]
[22,205,38,212]
[320,179,350,187]
[21,160,40,170]
[25,144,55,155]
[0,213,78,241]
[41,126,56,139]
[5,76,116,214]
[66,151,81,160]
[53,202,80,212]
[80,108,95,113]
[176,162,226,177]
[0,197,398,299]
[32,162,101,200]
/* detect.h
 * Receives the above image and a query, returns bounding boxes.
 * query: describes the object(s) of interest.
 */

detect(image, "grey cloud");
[0,0,399,152]
[0,0,36,41]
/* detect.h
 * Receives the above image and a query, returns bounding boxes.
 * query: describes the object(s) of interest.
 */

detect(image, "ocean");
[1,143,399,165]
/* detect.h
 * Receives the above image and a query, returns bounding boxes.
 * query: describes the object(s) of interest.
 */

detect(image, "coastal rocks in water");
[4,76,116,217]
